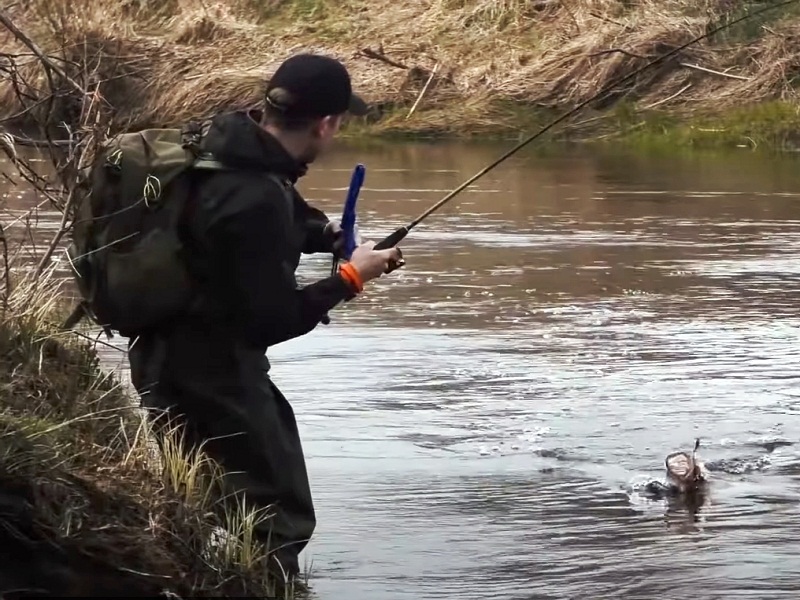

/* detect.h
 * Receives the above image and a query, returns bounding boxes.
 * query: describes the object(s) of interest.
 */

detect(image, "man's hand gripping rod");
[321,163,365,325]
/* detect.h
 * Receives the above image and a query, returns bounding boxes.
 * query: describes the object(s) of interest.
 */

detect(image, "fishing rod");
[373,0,799,269]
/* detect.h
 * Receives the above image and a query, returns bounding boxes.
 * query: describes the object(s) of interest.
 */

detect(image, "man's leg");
[207,374,317,578]
[128,336,201,461]
[129,343,316,578]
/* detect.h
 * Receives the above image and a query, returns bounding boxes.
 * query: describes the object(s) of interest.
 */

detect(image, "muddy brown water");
[3,140,800,599]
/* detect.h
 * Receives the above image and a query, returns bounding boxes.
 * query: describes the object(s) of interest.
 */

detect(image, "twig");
[641,82,693,110]
[0,132,73,146]
[116,566,172,580]
[0,14,113,290]
[561,113,610,131]
[558,0,580,32]
[0,130,16,162]
[0,8,84,96]
[33,89,99,279]
[0,223,10,316]
[590,48,750,82]
[588,11,629,29]
[0,95,56,126]
[590,48,654,60]
[678,62,750,81]
[358,47,409,70]
[406,62,439,120]
[741,136,758,150]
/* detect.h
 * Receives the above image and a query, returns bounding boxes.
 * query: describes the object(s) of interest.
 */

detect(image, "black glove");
[323,221,345,259]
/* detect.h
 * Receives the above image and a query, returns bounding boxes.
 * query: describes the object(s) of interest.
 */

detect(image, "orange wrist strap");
[339,262,364,294]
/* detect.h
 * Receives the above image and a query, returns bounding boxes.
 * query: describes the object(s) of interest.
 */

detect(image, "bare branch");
[679,62,750,81]
[0,7,84,96]
[359,47,409,70]
[0,8,114,302]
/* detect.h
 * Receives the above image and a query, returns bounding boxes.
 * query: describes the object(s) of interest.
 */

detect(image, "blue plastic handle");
[340,163,365,260]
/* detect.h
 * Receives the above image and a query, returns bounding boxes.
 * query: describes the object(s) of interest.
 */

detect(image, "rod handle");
[374,226,408,273]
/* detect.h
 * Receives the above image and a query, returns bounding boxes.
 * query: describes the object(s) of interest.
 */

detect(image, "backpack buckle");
[181,121,204,152]
[106,148,123,172]
[143,174,162,207]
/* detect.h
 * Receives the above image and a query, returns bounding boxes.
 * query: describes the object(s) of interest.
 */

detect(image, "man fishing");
[127,53,402,579]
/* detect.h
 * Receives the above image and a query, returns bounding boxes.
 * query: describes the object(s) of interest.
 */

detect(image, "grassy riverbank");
[1,0,799,149]
[0,262,305,595]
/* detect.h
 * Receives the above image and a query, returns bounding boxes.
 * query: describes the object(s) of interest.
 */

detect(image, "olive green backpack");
[64,122,228,338]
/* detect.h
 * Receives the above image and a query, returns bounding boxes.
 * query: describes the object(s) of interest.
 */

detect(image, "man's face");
[300,114,344,163]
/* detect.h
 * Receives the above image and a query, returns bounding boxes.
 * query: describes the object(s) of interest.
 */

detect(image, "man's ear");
[320,114,343,134]
[309,118,326,139]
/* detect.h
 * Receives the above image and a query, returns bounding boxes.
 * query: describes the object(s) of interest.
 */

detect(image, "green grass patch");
[341,98,566,142]
[341,97,800,158]
[610,100,800,152]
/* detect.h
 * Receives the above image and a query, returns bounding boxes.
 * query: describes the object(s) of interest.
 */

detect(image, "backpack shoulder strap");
[192,156,228,171]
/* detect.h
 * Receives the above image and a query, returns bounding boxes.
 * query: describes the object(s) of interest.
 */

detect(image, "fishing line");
[374,0,800,257]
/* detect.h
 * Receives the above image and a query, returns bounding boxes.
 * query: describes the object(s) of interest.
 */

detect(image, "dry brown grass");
[1,0,800,135]
[0,259,307,597]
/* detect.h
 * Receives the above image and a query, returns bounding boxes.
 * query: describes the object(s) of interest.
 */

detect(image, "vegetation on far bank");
[1,0,800,149]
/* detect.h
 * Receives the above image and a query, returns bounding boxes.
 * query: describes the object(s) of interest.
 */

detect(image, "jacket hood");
[200,109,308,182]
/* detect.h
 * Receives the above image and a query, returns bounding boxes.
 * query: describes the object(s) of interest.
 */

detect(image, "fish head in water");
[665,438,708,493]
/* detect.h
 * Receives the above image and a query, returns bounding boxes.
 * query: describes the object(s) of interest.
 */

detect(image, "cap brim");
[348,93,369,116]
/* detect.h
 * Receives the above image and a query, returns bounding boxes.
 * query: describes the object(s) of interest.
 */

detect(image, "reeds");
[0,263,301,595]
[0,159,306,599]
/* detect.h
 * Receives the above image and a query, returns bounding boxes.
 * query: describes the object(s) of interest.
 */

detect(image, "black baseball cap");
[265,53,368,119]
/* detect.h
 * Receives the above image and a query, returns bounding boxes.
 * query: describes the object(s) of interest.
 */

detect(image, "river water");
[3,140,800,599]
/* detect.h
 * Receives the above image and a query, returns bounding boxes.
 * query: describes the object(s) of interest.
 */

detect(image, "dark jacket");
[180,109,355,353]
[129,109,354,389]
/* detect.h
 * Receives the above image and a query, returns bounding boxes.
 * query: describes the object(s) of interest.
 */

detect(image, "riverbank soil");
[1,0,799,148]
